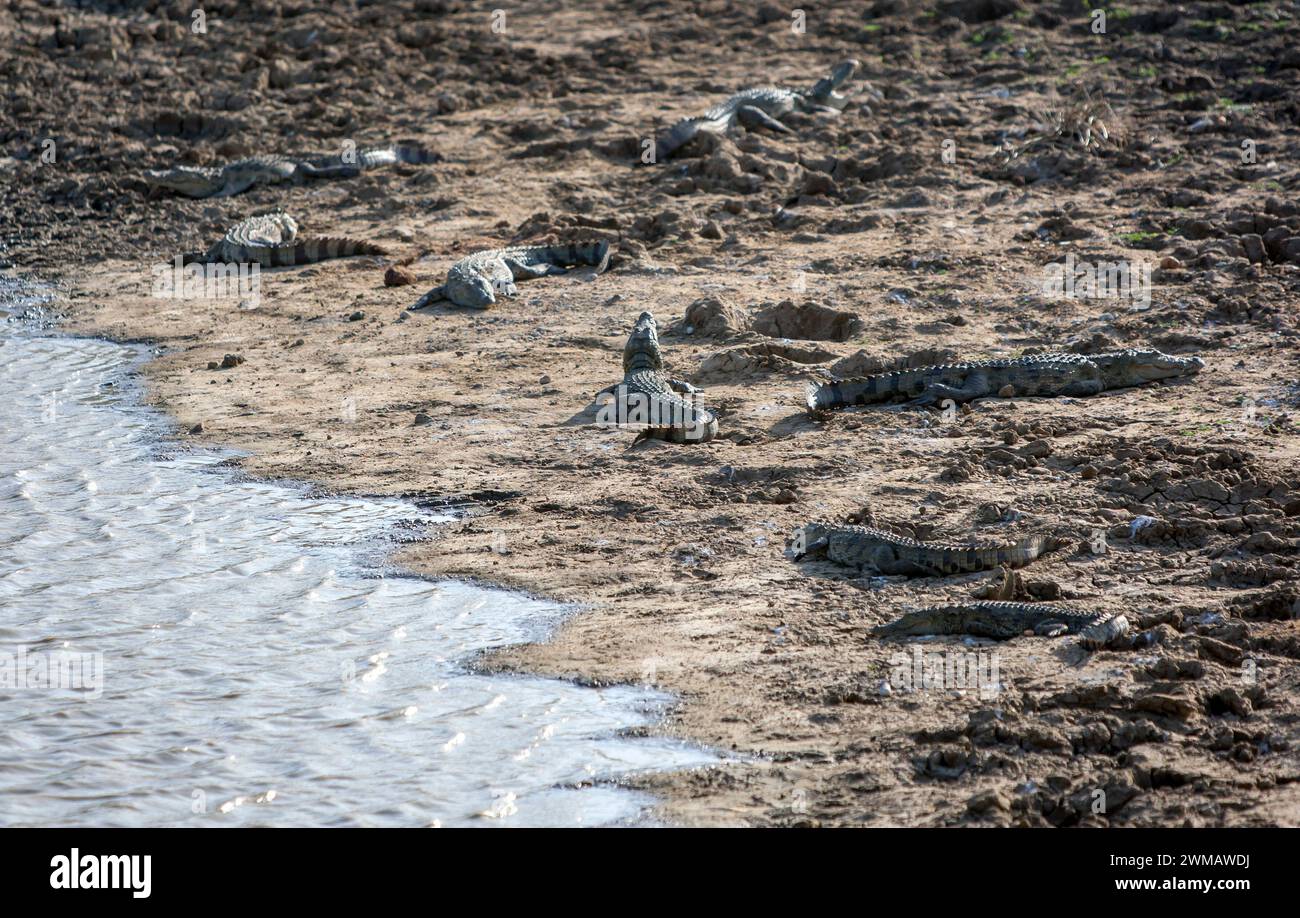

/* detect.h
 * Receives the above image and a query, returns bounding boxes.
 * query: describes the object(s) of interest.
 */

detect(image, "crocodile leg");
[297,161,362,180]
[1033,620,1070,637]
[411,286,448,310]
[503,258,565,279]
[907,373,992,407]
[735,105,794,134]
[215,175,257,197]
[667,378,700,395]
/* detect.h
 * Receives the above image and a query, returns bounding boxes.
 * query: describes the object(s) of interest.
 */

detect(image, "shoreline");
[0,286,720,826]
[9,0,1300,826]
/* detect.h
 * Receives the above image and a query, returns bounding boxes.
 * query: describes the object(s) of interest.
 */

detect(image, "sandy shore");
[7,0,1300,825]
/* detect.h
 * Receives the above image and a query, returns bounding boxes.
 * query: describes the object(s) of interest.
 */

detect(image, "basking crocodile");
[180,210,387,267]
[411,241,611,309]
[594,312,718,444]
[793,523,1066,577]
[144,144,441,198]
[873,601,1130,649]
[656,58,859,160]
[807,349,1204,412]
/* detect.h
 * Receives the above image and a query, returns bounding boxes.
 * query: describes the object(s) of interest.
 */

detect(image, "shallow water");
[0,285,713,827]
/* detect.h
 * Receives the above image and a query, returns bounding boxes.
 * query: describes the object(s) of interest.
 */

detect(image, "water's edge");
[0,276,718,827]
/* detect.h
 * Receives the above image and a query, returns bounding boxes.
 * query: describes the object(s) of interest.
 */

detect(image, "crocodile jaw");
[446,275,499,308]
[810,58,860,110]
[1099,349,1204,386]
[143,167,223,198]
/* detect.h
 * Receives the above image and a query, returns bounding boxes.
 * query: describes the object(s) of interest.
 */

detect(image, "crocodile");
[656,58,859,160]
[807,349,1204,412]
[594,311,719,444]
[180,210,387,267]
[793,523,1067,577]
[143,144,441,198]
[411,241,611,309]
[872,601,1130,649]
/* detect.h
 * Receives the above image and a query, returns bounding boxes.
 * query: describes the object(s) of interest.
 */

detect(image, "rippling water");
[0,283,713,827]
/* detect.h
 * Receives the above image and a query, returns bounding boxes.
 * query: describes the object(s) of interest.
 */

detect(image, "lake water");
[0,280,713,827]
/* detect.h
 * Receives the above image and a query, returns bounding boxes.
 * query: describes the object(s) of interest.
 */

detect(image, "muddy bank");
[7,0,1300,825]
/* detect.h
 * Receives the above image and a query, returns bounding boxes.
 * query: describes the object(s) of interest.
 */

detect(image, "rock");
[967,790,1010,814]
[751,300,863,342]
[1159,255,1183,270]
[998,384,1015,397]
[189,422,204,434]
[1240,233,1267,264]
[219,353,244,369]
[384,265,417,287]
[348,311,365,321]
[677,296,750,337]
[412,412,434,427]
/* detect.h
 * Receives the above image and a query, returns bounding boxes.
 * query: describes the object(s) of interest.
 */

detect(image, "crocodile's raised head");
[143,165,225,198]
[448,271,512,309]
[624,312,665,374]
[807,58,859,110]
[1093,348,1204,388]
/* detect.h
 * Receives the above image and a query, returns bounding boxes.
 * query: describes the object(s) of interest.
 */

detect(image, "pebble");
[384,265,417,287]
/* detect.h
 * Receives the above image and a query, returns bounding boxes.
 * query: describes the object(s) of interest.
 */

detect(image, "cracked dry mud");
[4,0,1300,826]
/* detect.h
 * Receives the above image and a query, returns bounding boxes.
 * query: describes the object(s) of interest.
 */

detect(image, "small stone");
[219,353,244,369]
[539,374,551,385]
[967,790,1010,814]
[384,265,417,287]
[348,310,365,322]
[413,412,434,427]
[998,385,1015,398]
[1159,255,1183,270]
[189,422,204,434]
[1240,233,1267,265]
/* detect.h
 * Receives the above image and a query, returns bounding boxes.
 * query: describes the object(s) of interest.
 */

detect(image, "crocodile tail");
[278,237,388,265]
[557,240,610,272]
[392,144,442,165]
[808,374,887,411]
[656,117,717,161]
[1079,613,1129,650]
[354,145,442,170]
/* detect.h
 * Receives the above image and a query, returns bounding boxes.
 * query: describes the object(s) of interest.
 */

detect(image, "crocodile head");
[142,165,225,198]
[445,273,513,308]
[623,311,665,373]
[1094,348,1204,387]
[790,523,832,559]
[808,58,859,110]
